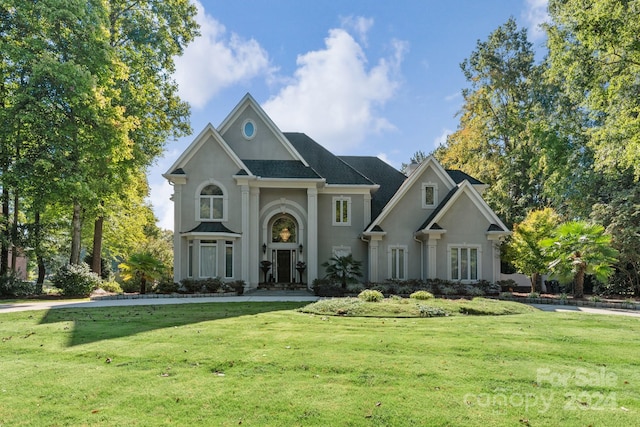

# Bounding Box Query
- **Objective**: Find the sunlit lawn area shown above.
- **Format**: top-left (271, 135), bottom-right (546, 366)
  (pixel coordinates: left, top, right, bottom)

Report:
top-left (1, 301), bottom-right (639, 426)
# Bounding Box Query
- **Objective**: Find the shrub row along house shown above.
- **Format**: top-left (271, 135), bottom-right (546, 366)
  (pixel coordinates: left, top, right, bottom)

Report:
top-left (164, 94), bottom-right (510, 290)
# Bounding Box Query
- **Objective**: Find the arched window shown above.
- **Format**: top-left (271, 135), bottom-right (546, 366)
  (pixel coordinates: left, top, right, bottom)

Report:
top-left (199, 184), bottom-right (224, 220)
top-left (271, 215), bottom-right (297, 243)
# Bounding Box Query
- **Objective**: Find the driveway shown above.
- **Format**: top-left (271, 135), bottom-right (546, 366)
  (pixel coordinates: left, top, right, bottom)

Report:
top-left (529, 303), bottom-right (640, 318)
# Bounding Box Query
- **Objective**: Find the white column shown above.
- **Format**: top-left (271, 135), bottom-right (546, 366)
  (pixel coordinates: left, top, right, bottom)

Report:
top-left (427, 237), bottom-right (438, 279)
top-left (307, 187), bottom-right (318, 286)
top-left (241, 185), bottom-right (250, 283)
top-left (369, 239), bottom-right (379, 283)
top-left (363, 192), bottom-right (372, 226)
top-left (250, 187), bottom-right (261, 287)
top-left (172, 184), bottom-right (183, 283)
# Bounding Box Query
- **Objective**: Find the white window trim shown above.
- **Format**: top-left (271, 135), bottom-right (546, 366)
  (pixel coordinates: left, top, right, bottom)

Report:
top-left (199, 241), bottom-right (218, 278)
top-left (332, 196), bottom-right (351, 226)
top-left (195, 180), bottom-right (228, 222)
top-left (447, 244), bottom-right (482, 282)
top-left (422, 182), bottom-right (438, 208)
top-left (241, 119), bottom-right (256, 140)
top-left (388, 245), bottom-right (408, 280)
top-left (224, 241), bottom-right (234, 279)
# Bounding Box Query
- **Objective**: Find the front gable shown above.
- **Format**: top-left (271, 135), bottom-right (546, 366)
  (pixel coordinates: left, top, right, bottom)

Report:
top-left (217, 93), bottom-right (308, 164)
top-left (365, 156), bottom-right (456, 233)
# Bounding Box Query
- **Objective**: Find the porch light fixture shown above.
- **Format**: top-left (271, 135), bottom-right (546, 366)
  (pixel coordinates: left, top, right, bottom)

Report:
top-left (262, 243), bottom-right (266, 254)
top-left (299, 243), bottom-right (303, 253)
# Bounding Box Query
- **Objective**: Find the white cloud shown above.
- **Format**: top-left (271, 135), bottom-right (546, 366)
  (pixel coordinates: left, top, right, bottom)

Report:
top-left (174, 1), bottom-right (272, 109)
top-left (434, 128), bottom-right (453, 149)
top-left (523, 0), bottom-right (549, 41)
top-left (148, 179), bottom-right (175, 231)
top-left (340, 16), bottom-right (374, 46)
top-left (263, 27), bottom-right (406, 153)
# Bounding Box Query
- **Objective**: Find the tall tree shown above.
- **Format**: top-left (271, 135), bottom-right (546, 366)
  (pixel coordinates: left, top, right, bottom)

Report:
top-left (546, 0), bottom-right (640, 178)
top-left (435, 18), bottom-right (549, 226)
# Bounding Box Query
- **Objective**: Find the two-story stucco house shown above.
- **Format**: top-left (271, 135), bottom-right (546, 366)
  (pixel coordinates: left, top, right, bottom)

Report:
top-left (163, 93), bottom-right (510, 290)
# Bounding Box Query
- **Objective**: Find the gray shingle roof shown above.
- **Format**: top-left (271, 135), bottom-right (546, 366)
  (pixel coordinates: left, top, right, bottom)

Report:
top-left (284, 133), bottom-right (374, 185)
top-left (185, 222), bottom-right (240, 234)
top-left (339, 156), bottom-right (407, 219)
top-left (240, 159), bottom-right (321, 179)
top-left (447, 170), bottom-right (484, 185)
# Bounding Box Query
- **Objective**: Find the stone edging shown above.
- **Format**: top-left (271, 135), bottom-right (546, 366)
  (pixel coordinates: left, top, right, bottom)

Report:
top-left (498, 296), bottom-right (640, 311)
top-left (90, 292), bottom-right (240, 301)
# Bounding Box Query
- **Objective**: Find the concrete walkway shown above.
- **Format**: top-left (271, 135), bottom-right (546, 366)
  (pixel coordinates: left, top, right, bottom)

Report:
top-left (529, 303), bottom-right (640, 318)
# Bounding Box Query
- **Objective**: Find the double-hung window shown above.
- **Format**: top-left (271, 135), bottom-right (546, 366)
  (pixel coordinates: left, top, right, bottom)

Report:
top-left (450, 246), bottom-right (479, 281)
top-left (333, 196), bottom-right (351, 226)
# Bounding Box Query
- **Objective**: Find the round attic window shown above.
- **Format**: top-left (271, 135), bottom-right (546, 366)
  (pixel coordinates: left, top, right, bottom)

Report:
top-left (242, 119), bottom-right (256, 140)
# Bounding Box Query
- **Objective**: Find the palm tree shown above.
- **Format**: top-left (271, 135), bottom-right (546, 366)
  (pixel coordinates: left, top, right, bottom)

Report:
top-left (119, 252), bottom-right (165, 294)
top-left (322, 254), bottom-right (363, 289)
top-left (541, 221), bottom-right (618, 298)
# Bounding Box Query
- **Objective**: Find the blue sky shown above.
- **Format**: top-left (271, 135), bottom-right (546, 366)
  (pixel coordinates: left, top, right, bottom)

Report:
top-left (151, 0), bottom-right (549, 230)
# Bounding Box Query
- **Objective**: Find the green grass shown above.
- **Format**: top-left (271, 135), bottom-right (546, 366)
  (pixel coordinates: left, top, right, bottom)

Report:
top-left (1, 302), bottom-right (639, 426)
top-left (300, 296), bottom-right (538, 317)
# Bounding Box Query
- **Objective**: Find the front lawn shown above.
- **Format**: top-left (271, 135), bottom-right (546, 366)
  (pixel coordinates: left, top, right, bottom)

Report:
top-left (1, 302), bottom-right (638, 426)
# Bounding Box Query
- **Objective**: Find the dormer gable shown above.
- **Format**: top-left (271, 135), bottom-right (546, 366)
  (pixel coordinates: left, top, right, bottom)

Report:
top-left (217, 93), bottom-right (308, 165)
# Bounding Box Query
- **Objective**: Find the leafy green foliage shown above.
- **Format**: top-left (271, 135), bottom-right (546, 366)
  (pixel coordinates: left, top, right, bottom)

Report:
top-left (0, 272), bottom-right (36, 297)
top-left (321, 254), bottom-right (363, 289)
top-left (410, 290), bottom-right (434, 300)
top-left (119, 252), bottom-right (165, 294)
top-left (357, 289), bottom-right (384, 302)
top-left (51, 263), bottom-right (101, 297)
top-left (541, 221), bottom-right (619, 298)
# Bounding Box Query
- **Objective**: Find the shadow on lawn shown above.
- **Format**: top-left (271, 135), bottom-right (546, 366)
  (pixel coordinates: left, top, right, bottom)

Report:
top-left (39, 301), bottom-right (307, 347)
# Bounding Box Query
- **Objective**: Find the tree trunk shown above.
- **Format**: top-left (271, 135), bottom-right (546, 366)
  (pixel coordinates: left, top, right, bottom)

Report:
top-left (34, 211), bottom-right (45, 294)
top-left (140, 277), bottom-right (147, 294)
top-left (70, 202), bottom-right (82, 264)
top-left (10, 190), bottom-right (18, 270)
top-left (530, 272), bottom-right (540, 293)
top-left (1, 187), bottom-right (9, 276)
top-left (91, 216), bottom-right (104, 276)
top-left (574, 268), bottom-right (585, 299)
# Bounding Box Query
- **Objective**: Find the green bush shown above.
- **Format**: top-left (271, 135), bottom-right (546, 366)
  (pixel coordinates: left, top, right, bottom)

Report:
top-left (227, 280), bottom-right (246, 295)
top-left (203, 277), bottom-right (223, 293)
top-left (312, 278), bottom-right (344, 297)
top-left (410, 290), bottom-right (434, 300)
top-left (416, 304), bottom-right (448, 317)
top-left (101, 281), bottom-right (123, 293)
top-left (154, 279), bottom-right (179, 294)
top-left (0, 272), bottom-right (36, 297)
top-left (358, 289), bottom-right (384, 302)
top-left (181, 278), bottom-right (204, 293)
top-left (52, 263), bottom-right (101, 297)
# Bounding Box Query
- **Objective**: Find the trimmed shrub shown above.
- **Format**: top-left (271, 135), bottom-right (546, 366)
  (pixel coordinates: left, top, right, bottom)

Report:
top-left (410, 290), bottom-right (434, 300)
top-left (101, 281), bottom-right (123, 293)
top-left (52, 263), bottom-right (101, 297)
top-left (227, 280), bottom-right (246, 295)
top-left (154, 279), bottom-right (180, 294)
top-left (417, 304), bottom-right (447, 317)
top-left (358, 289), bottom-right (384, 302)
top-left (181, 278), bottom-right (204, 293)
top-left (312, 278), bottom-right (344, 297)
top-left (0, 272), bottom-right (36, 297)
top-left (203, 277), bottom-right (224, 293)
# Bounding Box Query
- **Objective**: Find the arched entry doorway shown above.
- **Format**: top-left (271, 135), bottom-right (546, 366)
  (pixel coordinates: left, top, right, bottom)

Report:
top-left (268, 214), bottom-right (300, 283)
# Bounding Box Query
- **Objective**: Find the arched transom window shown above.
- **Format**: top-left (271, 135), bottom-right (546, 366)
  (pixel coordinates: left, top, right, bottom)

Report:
top-left (271, 215), bottom-right (297, 243)
top-left (199, 184), bottom-right (223, 220)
